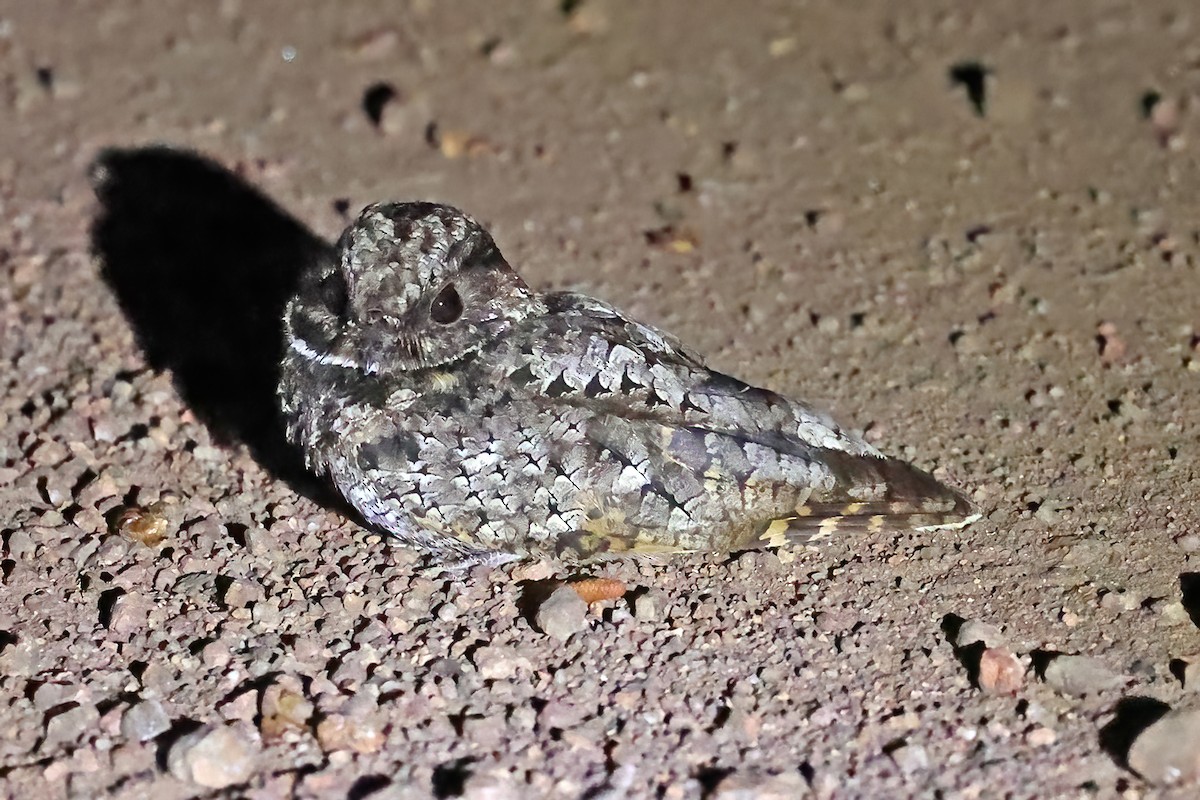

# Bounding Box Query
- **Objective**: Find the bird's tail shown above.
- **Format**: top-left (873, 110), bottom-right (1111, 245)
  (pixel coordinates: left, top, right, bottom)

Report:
top-left (746, 451), bottom-right (978, 550)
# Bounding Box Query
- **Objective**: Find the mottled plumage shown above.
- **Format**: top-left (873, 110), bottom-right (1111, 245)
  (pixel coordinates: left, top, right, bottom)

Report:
top-left (279, 202), bottom-right (975, 564)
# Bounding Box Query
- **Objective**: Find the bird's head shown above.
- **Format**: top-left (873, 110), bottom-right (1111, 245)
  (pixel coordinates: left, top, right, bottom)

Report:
top-left (286, 202), bottom-right (539, 375)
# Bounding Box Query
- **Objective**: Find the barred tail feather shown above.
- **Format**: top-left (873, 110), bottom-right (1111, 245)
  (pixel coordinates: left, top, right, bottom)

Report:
top-left (748, 452), bottom-right (977, 550)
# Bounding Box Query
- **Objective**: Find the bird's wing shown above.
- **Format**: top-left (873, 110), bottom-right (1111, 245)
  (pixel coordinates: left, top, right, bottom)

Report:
top-left (493, 293), bottom-right (973, 555)
top-left (498, 292), bottom-right (878, 457)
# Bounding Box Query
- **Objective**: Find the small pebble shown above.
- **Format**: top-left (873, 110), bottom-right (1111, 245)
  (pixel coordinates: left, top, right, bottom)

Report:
top-left (460, 771), bottom-right (521, 800)
top-left (166, 724), bottom-right (259, 788)
top-left (200, 640), bottom-right (231, 669)
top-left (889, 742), bottom-right (930, 774)
top-left (1098, 589), bottom-right (1140, 612)
top-left (6, 529), bottom-right (35, 559)
top-left (632, 589), bottom-right (667, 622)
top-left (120, 700), bottom-right (170, 742)
top-left (44, 703), bottom-right (99, 746)
top-left (1041, 654), bottom-right (1124, 696)
top-left (1161, 601), bottom-right (1191, 624)
top-left (259, 679), bottom-right (313, 739)
top-left (709, 767), bottom-right (810, 799)
top-left (568, 577), bottom-right (626, 604)
top-left (534, 585), bottom-right (588, 641)
top-left (813, 607), bottom-right (856, 634)
top-left (977, 647), bottom-right (1024, 694)
top-left (220, 690), bottom-right (259, 723)
top-left (1176, 533), bottom-right (1200, 552)
top-left (472, 644), bottom-right (527, 681)
top-left (222, 579), bottom-right (263, 609)
top-left (461, 714), bottom-right (505, 748)
top-left (1025, 726), bottom-right (1057, 747)
top-left (108, 592), bottom-right (150, 636)
top-left (1097, 321), bottom-right (1126, 363)
top-left (953, 619), bottom-right (1006, 649)
top-left (114, 503), bottom-right (170, 546)
top-left (510, 561), bottom-right (555, 582)
top-left (314, 713), bottom-right (385, 754)
top-left (33, 681), bottom-right (76, 711)
top-left (1127, 707), bottom-right (1200, 785)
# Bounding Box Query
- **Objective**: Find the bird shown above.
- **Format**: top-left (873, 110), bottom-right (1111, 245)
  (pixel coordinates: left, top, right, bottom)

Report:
top-left (278, 202), bottom-right (976, 565)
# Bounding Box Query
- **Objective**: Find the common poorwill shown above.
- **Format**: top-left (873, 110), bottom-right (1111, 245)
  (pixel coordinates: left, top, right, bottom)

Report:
top-left (279, 202), bottom-right (975, 564)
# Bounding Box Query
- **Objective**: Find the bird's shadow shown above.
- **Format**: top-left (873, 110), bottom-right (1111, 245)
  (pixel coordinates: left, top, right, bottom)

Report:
top-left (90, 146), bottom-right (335, 500)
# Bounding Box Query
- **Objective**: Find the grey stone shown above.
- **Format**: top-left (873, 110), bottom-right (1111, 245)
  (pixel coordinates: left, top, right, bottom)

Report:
top-left (121, 699), bottom-right (171, 742)
top-left (166, 723), bottom-right (259, 788)
top-left (1041, 654), bottom-right (1124, 696)
top-left (534, 585), bottom-right (588, 640)
top-left (1128, 707), bottom-right (1200, 785)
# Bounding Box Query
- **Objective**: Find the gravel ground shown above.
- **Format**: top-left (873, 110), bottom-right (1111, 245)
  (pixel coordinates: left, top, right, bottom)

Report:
top-left (3, 2), bottom-right (1200, 798)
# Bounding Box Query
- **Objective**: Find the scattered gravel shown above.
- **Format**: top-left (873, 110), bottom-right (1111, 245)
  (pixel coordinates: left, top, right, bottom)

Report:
top-left (2, 2), bottom-right (1198, 797)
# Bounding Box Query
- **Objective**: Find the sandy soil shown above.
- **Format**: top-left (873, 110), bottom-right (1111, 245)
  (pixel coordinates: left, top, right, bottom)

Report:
top-left (3, 1), bottom-right (1200, 798)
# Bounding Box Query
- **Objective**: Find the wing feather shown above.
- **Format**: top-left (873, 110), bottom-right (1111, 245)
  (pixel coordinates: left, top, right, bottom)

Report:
top-left (487, 295), bottom-right (973, 554)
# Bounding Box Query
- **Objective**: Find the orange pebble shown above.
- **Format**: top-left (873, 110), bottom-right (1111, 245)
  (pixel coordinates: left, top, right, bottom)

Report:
top-left (567, 578), bottom-right (627, 604)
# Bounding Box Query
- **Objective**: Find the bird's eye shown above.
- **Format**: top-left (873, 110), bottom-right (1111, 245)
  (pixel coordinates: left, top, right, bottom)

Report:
top-left (429, 283), bottom-right (464, 324)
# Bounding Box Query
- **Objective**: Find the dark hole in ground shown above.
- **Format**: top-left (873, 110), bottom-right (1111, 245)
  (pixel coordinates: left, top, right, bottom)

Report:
top-left (432, 757), bottom-right (475, 798)
top-left (348, 775), bottom-right (392, 799)
top-left (949, 61), bottom-right (989, 117)
top-left (694, 765), bottom-right (735, 793)
top-left (1179, 572), bottom-right (1200, 627)
top-left (225, 521), bottom-right (249, 548)
top-left (1140, 90), bottom-right (1162, 119)
top-left (362, 82), bottom-right (398, 127)
top-left (98, 587), bottom-right (126, 628)
top-left (213, 574), bottom-right (236, 607)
